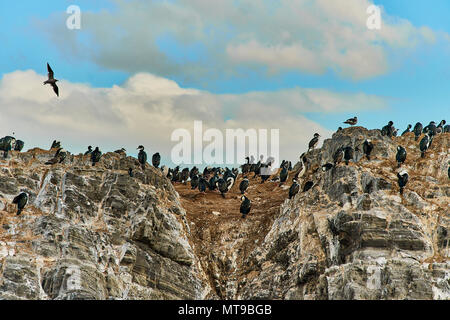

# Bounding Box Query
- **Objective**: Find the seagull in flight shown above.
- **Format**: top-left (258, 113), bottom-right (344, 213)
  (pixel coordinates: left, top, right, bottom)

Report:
top-left (43, 63), bottom-right (59, 97)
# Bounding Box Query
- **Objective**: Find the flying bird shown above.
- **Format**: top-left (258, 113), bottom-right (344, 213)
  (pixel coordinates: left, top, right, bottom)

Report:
top-left (43, 63), bottom-right (59, 97)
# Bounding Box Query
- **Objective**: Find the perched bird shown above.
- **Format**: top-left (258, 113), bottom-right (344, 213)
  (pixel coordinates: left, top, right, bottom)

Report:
top-left (226, 176), bottom-right (235, 191)
top-left (333, 147), bottom-right (344, 165)
top-left (239, 177), bottom-right (249, 194)
top-left (181, 168), bottom-right (190, 185)
top-left (0, 136), bottom-right (16, 158)
top-left (91, 147), bottom-right (102, 166)
top-left (396, 146), bottom-right (407, 168)
top-left (137, 145), bottom-right (147, 170)
top-left (241, 157), bottom-right (251, 175)
top-left (308, 133), bottom-right (321, 152)
top-left (381, 121), bottom-right (395, 137)
top-left (295, 153), bottom-right (308, 179)
top-left (198, 176), bottom-right (208, 193)
top-left (14, 140), bottom-right (24, 152)
top-left (336, 127), bottom-right (343, 133)
top-left (240, 195), bottom-right (251, 219)
top-left (322, 163), bottom-right (334, 171)
top-left (419, 133), bottom-right (432, 158)
top-left (217, 178), bottom-right (228, 198)
top-left (444, 124), bottom-right (450, 133)
top-left (413, 122), bottom-right (423, 141)
top-left (343, 146), bottom-right (354, 165)
top-left (208, 174), bottom-right (218, 191)
top-left (189, 166), bottom-right (199, 179)
top-left (152, 153), bottom-right (161, 168)
top-left (363, 139), bottom-right (374, 161)
top-left (43, 63), bottom-right (59, 97)
top-left (289, 179), bottom-right (300, 199)
top-left (344, 117), bottom-right (358, 126)
top-left (84, 146), bottom-right (93, 155)
top-left (423, 121), bottom-right (437, 138)
top-left (401, 124), bottom-right (412, 136)
top-left (279, 165), bottom-right (289, 186)
top-left (190, 175), bottom-right (199, 190)
top-left (128, 168), bottom-right (133, 177)
top-left (303, 181), bottom-right (314, 192)
top-left (397, 170), bottom-right (409, 195)
top-left (436, 120), bottom-right (446, 134)
top-left (12, 192), bottom-right (28, 215)
top-left (45, 148), bottom-right (67, 165)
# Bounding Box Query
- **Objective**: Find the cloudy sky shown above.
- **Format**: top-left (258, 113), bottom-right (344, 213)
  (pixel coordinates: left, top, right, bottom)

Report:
top-left (1, 0), bottom-right (449, 167)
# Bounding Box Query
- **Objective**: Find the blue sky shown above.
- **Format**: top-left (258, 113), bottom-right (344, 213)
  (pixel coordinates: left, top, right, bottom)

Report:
top-left (0, 0), bottom-right (448, 164)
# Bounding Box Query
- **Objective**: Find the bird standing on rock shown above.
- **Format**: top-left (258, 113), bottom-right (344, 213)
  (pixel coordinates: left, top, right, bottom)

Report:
top-left (401, 124), bottom-right (412, 136)
top-left (397, 170), bottom-right (409, 195)
top-left (289, 179), bottom-right (300, 199)
top-left (419, 133), bottom-right (432, 158)
top-left (363, 139), bottom-right (374, 161)
top-left (137, 145), bottom-right (147, 170)
top-left (396, 146), bottom-right (407, 168)
top-left (45, 148), bottom-right (67, 165)
top-left (152, 152), bottom-right (161, 168)
top-left (13, 192), bottom-right (28, 215)
top-left (333, 147), bottom-right (344, 166)
top-left (343, 146), bottom-right (354, 165)
top-left (308, 133), bottom-right (320, 152)
top-left (239, 177), bottom-right (249, 194)
top-left (91, 147), bottom-right (102, 166)
top-left (84, 146), bottom-right (93, 155)
top-left (240, 195), bottom-right (251, 219)
top-left (344, 117), bottom-right (358, 126)
top-left (413, 122), bottom-right (423, 141)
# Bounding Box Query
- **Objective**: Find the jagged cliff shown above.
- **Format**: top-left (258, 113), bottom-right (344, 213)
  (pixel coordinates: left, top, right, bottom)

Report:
top-left (0, 127), bottom-right (449, 300)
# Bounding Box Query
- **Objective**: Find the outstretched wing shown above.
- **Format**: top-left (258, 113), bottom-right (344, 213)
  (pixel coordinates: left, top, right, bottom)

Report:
top-left (51, 83), bottom-right (59, 97)
top-left (47, 63), bottom-right (54, 79)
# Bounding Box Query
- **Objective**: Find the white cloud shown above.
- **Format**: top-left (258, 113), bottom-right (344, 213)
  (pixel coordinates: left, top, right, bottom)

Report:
top-left (37, 0), bottom-right (448, 82)
top-left (0, 70), bottom-right (386, 166)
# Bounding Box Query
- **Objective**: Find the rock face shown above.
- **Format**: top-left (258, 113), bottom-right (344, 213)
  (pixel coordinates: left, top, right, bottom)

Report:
top-left (238, 128), bottom-right (449, 300)
top-left (0, 149), bottom-right (211, 299)
top-left (0, 128), bottom-right (449, 300)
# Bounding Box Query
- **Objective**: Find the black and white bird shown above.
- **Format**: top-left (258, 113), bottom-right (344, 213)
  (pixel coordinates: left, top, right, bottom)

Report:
top-left (436, 120), bottom-right (446, 134)
top-left (308, 133), bottom-right (321, 152)
top-left (91, 147), bottom-right (102, 166)
top-left (413, 122), bottom-right (423, 141)
top-left (198, 176), bottom-right (208, 193)
top-left (333, 147), bottom-right (344, 166)
top-left (401, 124), bottom-right (412, 136)
top-left (289, 179), bottom-right (300, 199)
top-left (152, 152), bottom-right (161, 168)
top-left (322, 163), bottom-right (334, 171)
top-left (43, 63), bottom-right (59, 97)
top-left (397, 170), bottom-right (409, 195)
top-left (239, 177), bottom-right (249, 194)
top-left (419, 133), bottom-right (432, 158)
top-left (423, 121), bottom-right (437, 137)
top-left (396, 146), bottom-right (407, 168)
top-left (0, 136), bottom-right (16, 158)
top-left (14, 140), bottom-right (24, 152)
top-left (343, 146), bottom-right (354, 165)
top-left (12, 192), bottom-right (28, 215)
top-left (344, 117), bottom-right (358, 126)
top-left (363, 139), bottom-right (374, 161)
top-left (240, 195), bottom-right (251, 219)
top-left (137, 145), bottom-right (147, 170)
top-left (181, 168), bottom-right (190, 185)
top-left (279, 165), bottom-right (289, 186)
top-left (128, 167), bottom-right (133, 177)
top-left (84, 146), bottom-right (93, 155)
top-left (190, 175), bottom-right (199, 190)
top-left (295, 153), bottom-right (308, 179)
top-left (381, 121), bottom-right (395, 137)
